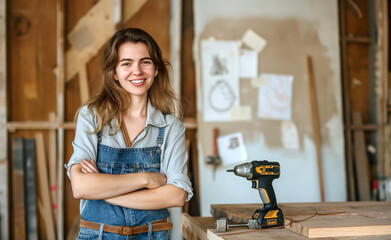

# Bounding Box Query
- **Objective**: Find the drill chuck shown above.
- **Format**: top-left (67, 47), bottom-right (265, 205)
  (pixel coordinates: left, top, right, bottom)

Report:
top-left (226, 162), bottom-right (253, 179)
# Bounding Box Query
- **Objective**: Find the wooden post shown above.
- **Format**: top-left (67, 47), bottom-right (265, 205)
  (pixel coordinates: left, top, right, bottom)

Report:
top-left (170, 0), bottom-right (182, 117)
top-left (0, 0), bottom-right (8, 238)
top-left (307, 56), bottom-right (325, 202)
top-left (352, 112), bottom-right (371, 201)
top-left (56, 0), bottom-right (65, 239)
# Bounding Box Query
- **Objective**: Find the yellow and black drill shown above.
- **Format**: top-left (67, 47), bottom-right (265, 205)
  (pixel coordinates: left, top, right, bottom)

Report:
top-left (227, 160), bottom-right (284, 229)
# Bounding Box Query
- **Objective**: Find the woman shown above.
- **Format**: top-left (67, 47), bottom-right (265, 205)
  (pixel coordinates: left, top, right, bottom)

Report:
top-left (65, 28), bottom-right (193, 240)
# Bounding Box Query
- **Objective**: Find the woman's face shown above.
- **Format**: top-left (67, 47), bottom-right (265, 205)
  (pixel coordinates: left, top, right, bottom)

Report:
top-left (114, 41), bottom-right (158, 99)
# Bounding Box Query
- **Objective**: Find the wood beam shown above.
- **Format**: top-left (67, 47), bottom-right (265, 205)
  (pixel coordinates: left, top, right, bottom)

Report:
top-left (0, 0), bottom-right (8, 238)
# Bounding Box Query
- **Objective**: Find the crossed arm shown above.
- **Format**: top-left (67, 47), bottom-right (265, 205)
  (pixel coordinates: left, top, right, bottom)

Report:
top-left (70, 159), bottom-right (187, 210)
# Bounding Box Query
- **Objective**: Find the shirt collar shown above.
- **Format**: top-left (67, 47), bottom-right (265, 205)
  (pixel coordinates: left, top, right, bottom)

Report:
top-left (146, 100), bottom-right (167, 128)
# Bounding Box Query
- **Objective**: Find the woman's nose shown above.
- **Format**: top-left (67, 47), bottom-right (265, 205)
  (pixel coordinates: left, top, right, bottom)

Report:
top-left (131, 63), bottom-right (142, 74)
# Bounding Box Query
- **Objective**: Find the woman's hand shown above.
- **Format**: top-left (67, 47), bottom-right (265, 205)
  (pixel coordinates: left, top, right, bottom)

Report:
top-left (80, 159), bottom-right (99, 173)
top-left (144, 172), bottom-right (167, 189)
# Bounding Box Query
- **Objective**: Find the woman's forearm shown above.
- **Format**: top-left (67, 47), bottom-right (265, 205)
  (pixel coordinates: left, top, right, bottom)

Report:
top-left (105, 184), bottom-right (187, 210)
top-left (70, 164), bottom-right (166, 200)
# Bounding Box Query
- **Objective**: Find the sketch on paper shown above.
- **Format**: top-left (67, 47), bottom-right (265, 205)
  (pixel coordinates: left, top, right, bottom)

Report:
top-left (208, 80), bottom-right (236, 112)
top-left (201, 40), bottom-right (240, 122)
top-left (210, 55), bottom-right (229, 75)
top-left (257, 73), bottom-right (294, 120)
top-left (217, 132), bottom-right (248, 165)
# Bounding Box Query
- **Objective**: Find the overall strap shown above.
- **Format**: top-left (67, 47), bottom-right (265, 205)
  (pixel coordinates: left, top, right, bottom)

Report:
top-left (97, 131), bottom-right (102, 149)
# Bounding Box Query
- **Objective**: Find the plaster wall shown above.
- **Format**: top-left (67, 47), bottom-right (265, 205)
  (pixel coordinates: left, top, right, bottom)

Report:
top-left (193, 0), bottom-right (346, 216)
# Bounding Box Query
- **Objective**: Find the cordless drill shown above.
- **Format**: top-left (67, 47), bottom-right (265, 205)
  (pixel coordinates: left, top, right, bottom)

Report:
top-left (227, 160), bottom-right (284, 229)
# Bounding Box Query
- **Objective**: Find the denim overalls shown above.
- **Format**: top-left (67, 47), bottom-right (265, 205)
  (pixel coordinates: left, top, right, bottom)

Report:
top-left (77, 125), bottom-right (170, 240)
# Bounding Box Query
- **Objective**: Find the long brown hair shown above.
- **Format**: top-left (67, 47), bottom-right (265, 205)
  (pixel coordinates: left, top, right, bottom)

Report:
top-left (77, 28), bottom-right (181, 134)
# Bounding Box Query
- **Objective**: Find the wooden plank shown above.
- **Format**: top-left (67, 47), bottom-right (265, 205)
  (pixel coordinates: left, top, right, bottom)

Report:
top-left (0, 0), bottom-right (7, 161)
top-left (35, 132), bottom-right (56, 240)
top-left (207, 228), bottom-right (307, 240)
top-left (338, 0), bottom-right (356, 201)
top-left (9, 0), bottom-right (57, 122)
top-left (181, 213), bottom-right (306, 240)
top-left (48, 113), bottom-right (58, 225)
top-left (122, 0), bottom-right (147, 23)
top-left (56, 1), bottom-right (66, 238)
top-left (181, 213), bottom-right (214, 240)
top-left (0, 161), bottom-right (8, 240)
top-left (210, 202), bottom-right (391, 238)
top-left (65, 0), bottom-right (114, 104)
top-left (121, 0), bottom-right (170, 59)
top-left (352, 111), bottom-right (371, 201)
top-left (307, 56), bottom-right (325, 202)
top-left (12, 138), bottom-right (26, 239)
top-left (170, 0), bottom-right (182, 114)
top-left (24, 139), bottom-right (38, 240)
top-left (0, 0), bottom-right (8, 237)
top-left (7, 121), bottom-right (75, 130)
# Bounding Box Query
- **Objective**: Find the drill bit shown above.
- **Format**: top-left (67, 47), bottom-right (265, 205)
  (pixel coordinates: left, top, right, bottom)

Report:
top-left (227, 169), bottom-right (235, 172)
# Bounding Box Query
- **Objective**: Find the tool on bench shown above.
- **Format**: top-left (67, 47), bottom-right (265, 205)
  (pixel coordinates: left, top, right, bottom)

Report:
top-left (205, 128), bottom-right (221, 180)
top-left (216, 218), bottom-right (260, 232)
top-left (217, 160), bottom-right (284, 232)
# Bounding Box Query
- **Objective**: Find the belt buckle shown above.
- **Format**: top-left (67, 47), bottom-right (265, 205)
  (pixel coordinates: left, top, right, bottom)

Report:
top-left (119, 225), bottom-right (134, 237)
top-left (118, 226), bottom-right (125, 235)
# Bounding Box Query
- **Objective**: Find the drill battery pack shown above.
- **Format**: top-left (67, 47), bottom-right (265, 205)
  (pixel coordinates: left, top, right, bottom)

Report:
top-left (252, 205), bottom-right (284, 229)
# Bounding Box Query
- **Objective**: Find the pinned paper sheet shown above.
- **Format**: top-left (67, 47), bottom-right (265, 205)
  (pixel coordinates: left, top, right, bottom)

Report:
top-left (239, 49), bottom-right (258, 79)
top-left (282, 120), bottom-right (300, 149)
top-left (258, 73), bottom-right (294, 120)
top-left (230, 105), bottom-right (252, 121)
top-left (217, 132), bottom-right (248, 165)
top-left (201, 40), bottom-right (240, 122)
top-left (242, 29), bottom-right (267, 53)
top-left (251, 74), bottom-right (270, 88)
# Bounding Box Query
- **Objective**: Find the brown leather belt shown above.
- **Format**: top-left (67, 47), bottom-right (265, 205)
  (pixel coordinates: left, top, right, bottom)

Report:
top-left (80, 218), bottom-right (173, 236)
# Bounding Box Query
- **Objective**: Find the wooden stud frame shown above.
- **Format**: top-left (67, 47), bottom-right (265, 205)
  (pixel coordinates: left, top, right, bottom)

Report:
top-left (56, 0), bottom-right (65, 239)
top-left (0, 0), bottom-right (8, 239)
top-left (2, 1), bottom-right (196, 239)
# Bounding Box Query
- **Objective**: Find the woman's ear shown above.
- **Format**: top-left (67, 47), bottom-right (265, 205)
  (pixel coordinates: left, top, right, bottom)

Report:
top-left (114, 73), bottom-right (118, 80)
top-left (154, 69), bottom-right (158, 77)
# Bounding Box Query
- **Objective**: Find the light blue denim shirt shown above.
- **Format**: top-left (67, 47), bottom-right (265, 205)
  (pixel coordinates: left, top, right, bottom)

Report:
top-left (65, 101), bottom-right (193, 213)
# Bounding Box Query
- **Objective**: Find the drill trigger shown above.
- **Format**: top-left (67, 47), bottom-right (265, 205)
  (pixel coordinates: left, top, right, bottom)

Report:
top-left (259, 188), bottom-right (270, 204)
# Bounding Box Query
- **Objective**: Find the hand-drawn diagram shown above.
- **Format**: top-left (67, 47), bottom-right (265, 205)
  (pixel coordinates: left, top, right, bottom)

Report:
top-left (208, 80), bottom-right (235, 112)
top-left (258, 73), bottom-right (294, 120)
top-left (210, 55), bottom-right (229, 75)
top-left (201, 40), bottom-right (240, 122)
top-left (217, 132), bottom-right (248, 165)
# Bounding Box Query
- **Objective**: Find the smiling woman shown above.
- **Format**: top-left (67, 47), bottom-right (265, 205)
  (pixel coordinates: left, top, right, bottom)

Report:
top-left (64, 28), bottom-right (193, 240)
top-left (114, 42), bottom-right (158, 98)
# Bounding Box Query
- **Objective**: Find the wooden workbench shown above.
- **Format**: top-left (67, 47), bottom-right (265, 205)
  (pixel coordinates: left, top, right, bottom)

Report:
top-left (180, 202), bottom-right (391, 239)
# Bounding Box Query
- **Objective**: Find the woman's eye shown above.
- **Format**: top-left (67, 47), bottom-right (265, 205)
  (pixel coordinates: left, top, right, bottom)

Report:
top-left (141, 60), bottom-right (152, 65)
top-left (121, 62), bottom-right (130, 67)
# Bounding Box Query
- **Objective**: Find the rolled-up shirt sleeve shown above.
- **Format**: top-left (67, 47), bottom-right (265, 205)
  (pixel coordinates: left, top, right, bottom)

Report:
top-left (64, 105), bottom-right (98, 180)
top-left (161, 116), bottom-right (193, 202)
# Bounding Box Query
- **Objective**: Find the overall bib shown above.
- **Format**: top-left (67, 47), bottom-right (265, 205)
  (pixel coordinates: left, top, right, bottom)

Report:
top-left (77, 126), bottom-right (170, 240)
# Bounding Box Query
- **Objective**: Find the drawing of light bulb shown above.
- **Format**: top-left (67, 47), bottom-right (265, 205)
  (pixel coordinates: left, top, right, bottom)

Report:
top-left (208, 80), bottom-right (236, 112)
